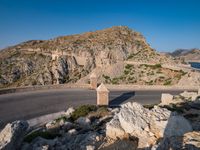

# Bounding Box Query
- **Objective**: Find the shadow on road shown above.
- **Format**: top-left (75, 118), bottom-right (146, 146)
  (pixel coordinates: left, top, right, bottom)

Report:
top-left (109, 91), bottom-right (135, 106)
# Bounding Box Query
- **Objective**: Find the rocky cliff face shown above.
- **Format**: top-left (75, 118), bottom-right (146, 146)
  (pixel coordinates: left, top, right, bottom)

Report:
top-left (0, 26), bottom-right (180, 88)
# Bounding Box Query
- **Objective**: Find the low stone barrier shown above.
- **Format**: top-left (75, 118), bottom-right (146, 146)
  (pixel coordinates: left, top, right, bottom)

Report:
top-left (0, 83), bottom-right (198, 95)
top-left (0, 84), bottom-right (90, 95)
top-left (27, 111), bottom-right (66, 128)
top-left (105, 84), bottom-right (199, 91)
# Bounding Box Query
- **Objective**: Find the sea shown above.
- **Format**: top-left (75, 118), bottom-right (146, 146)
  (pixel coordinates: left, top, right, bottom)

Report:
top-left (189, 62), bottom-right (200, 69)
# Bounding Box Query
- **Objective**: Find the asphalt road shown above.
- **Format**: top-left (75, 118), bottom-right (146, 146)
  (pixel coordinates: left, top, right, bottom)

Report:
top-left (0, 88), bottom-right (186, 129)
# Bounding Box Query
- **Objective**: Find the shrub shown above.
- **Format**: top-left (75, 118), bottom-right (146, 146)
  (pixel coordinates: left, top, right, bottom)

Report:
top-left (144, 104), bottom-right (157, 110)
top-left (102, 74), bottom-right (111, 80)
top-left (163, 80), bottom-right (172, 85)
top-left (55, 115), bottom-right (68, 123)
top-left (124, 70), bottom-right (130, 75)
top-left (70, 105), bottom-right (97, 121)
top-left (111, 78), bottom-right (119, 84)
top-left (88, 106), bottom-right (110, 119)
top-left (24, 130), bottom-right (60, 143)
top-left (152, 64), bottom-right (162, 69)
top-left (125, 64), bottom-right (133, 70)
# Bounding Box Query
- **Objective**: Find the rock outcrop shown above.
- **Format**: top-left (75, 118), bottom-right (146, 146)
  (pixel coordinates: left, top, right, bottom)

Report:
top-left (0, 26), bottom-right (185, 88)
top-left (170, 48), bottom-right (200, 62)
top-left (106, 102), bottom-right (193, 148)
top-left (0, 120), bottom-right (29, 150)
top-left (2, 97), bottom-right (200, 149)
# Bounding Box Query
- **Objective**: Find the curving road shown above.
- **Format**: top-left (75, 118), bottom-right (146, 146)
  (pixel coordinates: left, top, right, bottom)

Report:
top-left (0, 88), bottom-right (187, 129)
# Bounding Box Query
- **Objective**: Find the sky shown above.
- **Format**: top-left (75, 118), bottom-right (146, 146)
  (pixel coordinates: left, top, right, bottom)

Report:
top-left (0, 0), bottom-right (200, 52)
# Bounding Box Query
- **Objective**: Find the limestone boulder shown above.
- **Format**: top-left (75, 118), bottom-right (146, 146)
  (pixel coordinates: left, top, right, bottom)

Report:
top-left (163, 115), bottom-right (193, 138)
top-left (149, 106), bottom-right (171, 138)
top-left (100, 137), bottom-right (138, 150)
top-left (118, 102), bottom-right (150, 134)
top-left (153, 131), bottom-right (200, 150)
top-left (150, 105), bottom-right (192, 139)
top-left (65, 107), bottom-right (75, 118)
top-left (180, 91), bottom-right (198, 101)
top-left (106, 116), bottom-right (125, 139)
top-left (106, 102), bottom-right (193, 149)
top-left (0, 120), bottom-right (29, 150)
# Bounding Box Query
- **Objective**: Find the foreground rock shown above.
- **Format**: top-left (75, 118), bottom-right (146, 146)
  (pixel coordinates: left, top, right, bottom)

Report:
top-left (106, 102), bottom-right (193, 148)
top-left (3, 99), bottom-right (200, 149)
top-left (160, 91), bottom-right (199, 106)
top-left (0, 120), bottom-right (29, 150)
top-left (153, 131), bottom-right (200, 150)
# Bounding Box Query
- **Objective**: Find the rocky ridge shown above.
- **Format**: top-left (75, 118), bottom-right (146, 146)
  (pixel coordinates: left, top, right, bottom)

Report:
top-left (0, 26), bottom-right (189, 88)
top-left (169, 48), bottom-right (200, 62)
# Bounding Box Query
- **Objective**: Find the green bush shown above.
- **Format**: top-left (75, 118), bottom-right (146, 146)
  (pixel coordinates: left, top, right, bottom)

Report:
top-left (24, 130), bottom-right (60, 143)
top-left (70, 105), bottom-right (97, 121)
top-left (125, 64), bottom-right (133, 70)
top-left (102, 74), bottom-right (111, 80)
top-left (111, 78), bottom-right (119, 84)
top-left (150, 64), bottom-right (162, 69)
top-left (124, 70), bottom-right (130, 75)
top-left (55, 115), bottom-right (68, 123)
top-left (144, 104), bottom-right (157, 110)
top-left (163, 80), bottom-right (172, 85)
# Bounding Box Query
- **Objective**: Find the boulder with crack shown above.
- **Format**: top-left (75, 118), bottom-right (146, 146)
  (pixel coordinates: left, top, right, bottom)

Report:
top-left (0, 120), bottom-right (29, 150)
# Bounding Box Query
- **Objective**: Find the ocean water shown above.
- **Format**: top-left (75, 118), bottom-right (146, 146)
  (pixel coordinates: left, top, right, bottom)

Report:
top-left (189, 62), bottom-right (200, 69)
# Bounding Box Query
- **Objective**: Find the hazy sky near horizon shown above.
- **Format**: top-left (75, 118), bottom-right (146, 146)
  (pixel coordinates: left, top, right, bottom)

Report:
top-left (0, 0), bottom-right (200, 52)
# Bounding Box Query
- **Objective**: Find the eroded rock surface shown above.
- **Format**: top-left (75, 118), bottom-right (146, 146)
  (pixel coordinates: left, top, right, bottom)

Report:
top-left (0, 120), bottom-right (29, 150)
top-left (106, 102), bottom-right (193, 148)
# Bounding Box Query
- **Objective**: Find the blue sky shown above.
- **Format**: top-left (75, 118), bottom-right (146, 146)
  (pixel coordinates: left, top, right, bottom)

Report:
top-left (0, 0), bottom-right (200, 52)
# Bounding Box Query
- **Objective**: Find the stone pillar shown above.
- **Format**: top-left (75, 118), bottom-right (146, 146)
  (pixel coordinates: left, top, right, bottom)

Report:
top-left (160, 93), bottom-right (173, 105)
top-left (198, 88), bottom-right (200, 95)
top-left (96, 83), bottom-right (109, 106)
top-left (90, 73), bottom-right (97, 90)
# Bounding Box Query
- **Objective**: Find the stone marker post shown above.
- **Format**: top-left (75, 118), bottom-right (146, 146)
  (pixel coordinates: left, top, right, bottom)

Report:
top-left (160, 93), bottom-right (174, 105)
top-left (90, 73), bottom-right (97, 90)
top-left (96, 83), bottom-right (109, 106)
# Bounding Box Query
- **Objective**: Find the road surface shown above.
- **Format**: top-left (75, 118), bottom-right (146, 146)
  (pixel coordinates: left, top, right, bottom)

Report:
top-left (0, 88), bottom-right (186, 129)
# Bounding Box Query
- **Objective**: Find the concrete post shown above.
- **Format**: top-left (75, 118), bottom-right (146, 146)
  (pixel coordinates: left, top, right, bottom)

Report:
top-left (160, 93), bottom-right (173, 105)
top-left (96, 83), bottom-right (109, 106)
top-left (90, 73), bottom-right (97, 90)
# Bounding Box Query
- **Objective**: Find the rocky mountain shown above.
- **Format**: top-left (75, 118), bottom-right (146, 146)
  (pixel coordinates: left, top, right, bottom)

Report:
top-left (169, 48), bottom-right (200, 62)
top-left (0, 26), bottom-right (195, 88)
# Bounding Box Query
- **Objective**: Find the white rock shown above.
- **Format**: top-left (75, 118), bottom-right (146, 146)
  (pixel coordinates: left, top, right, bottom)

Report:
top-left (65, 107), bottom-right (75, 118)
top-left (111, 108), bottom-right (120, 114)
top-left (118, 102), bottom-right (150, 134)
top-left (106, 115), bottom-right (125, 139)
top-left (180, 91), bottom-right (198, 101)
top-left (76, 117), bottom-right (91, 127)
top-left (45, 120), bottom-right (56, 129)
top-left (105, 102), bottom-right (193, 148)
top-left (149, 106), bottom-right (171, 138)
top-left (163, 115), bottom-right (193, 138)
top-left (68, 129), bottom-right (77, 135)
top-left (86, 145), bottom-right (95, 150)
top-left (0, 120), bottom-right (29, 150)
top-left (160, 93), bottom-right (174, 105)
